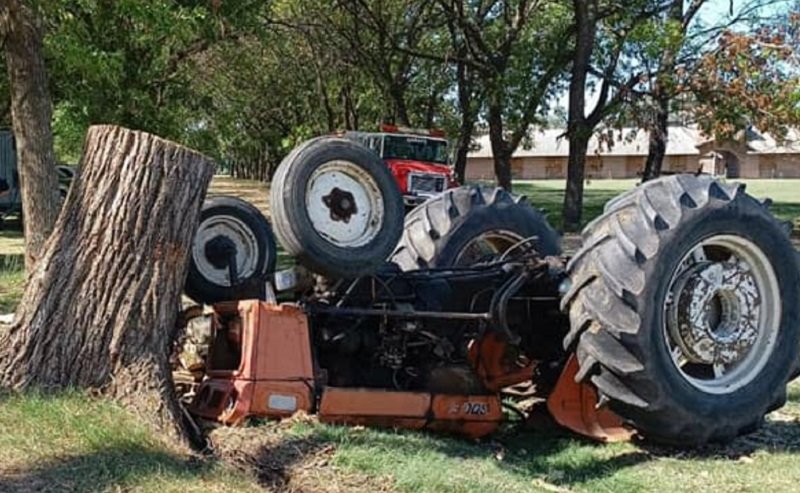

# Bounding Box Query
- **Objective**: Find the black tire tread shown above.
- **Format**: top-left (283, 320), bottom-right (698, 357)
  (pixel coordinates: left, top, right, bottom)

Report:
top-left (563, 174), bottom-right (796, 445)
top-left (392, 186), bottom-right (560, 270)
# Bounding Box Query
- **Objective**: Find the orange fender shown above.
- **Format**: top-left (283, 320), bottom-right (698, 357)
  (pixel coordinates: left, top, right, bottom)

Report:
top-left (546, 355), bottom-right (633, 442)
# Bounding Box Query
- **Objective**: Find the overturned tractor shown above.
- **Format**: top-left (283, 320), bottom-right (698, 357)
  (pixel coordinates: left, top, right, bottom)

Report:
top-left (178, 136), bottom-right (800, 446)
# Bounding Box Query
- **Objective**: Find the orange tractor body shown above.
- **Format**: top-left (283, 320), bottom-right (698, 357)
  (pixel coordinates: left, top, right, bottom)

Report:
top-left (190, 300), bottom-right (628, 441)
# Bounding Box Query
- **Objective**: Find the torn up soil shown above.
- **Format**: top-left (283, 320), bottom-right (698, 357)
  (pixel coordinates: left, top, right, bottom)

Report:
top-left (208, 414), bottom-right (398, 493)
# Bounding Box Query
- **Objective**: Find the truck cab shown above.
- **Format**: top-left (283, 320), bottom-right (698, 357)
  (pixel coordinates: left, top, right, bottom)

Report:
top-left (344, 125), bottom-right (457, 208)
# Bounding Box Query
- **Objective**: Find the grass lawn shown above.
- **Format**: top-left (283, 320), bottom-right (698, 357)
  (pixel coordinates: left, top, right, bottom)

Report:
top-left (0, 230), bottom-right (24, 256)
top-left (0, 267), bottom-right (24, 313)
top-left (2, 384), bottom-right (800, 493)
top-left (0, 392), bottom-right (263, 493)
top-left (291, 396), bottom-right (800, 493)
top-left (509, 178), bottom-right (800, 231)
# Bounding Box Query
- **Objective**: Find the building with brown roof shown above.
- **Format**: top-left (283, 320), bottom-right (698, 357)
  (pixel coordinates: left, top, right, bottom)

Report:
top-left (466, 126), bottom-right (800, 180)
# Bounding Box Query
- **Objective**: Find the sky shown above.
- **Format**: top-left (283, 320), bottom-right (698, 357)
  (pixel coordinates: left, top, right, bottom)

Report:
top-left (549, 0), bottom-right (794, 122)
top-left (697, 0), bottom-right (791, 27)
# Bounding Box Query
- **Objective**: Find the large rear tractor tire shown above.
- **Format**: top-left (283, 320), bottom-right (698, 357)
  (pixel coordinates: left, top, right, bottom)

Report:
top-left (185, 196), bottom-right (277, 304)
top-left (562, 175), bottom-right (800, 445)
top-left (271, 137), bottom-right (404, 279)
top-left (391, 186), bottom-right (560, 270)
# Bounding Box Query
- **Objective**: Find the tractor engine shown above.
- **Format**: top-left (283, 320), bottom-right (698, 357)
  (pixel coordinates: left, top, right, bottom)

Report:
top-left (305, 257), bottom-right (568, 393)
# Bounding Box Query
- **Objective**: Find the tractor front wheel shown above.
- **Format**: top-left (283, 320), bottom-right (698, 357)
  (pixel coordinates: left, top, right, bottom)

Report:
top-left (185, 196), bottom-right (276, 304)
top-left (270, 137), bottom-right (404, 279)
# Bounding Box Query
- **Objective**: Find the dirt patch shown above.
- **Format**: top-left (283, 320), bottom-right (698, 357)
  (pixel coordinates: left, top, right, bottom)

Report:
top-left (208, 177), bottom-right (270, 218)
top-left (209, 415), bottom-right (398, 493)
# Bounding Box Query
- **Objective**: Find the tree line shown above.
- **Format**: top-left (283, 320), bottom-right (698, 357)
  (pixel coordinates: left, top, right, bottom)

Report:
top-left (1, 0), bottom-right (799, 259)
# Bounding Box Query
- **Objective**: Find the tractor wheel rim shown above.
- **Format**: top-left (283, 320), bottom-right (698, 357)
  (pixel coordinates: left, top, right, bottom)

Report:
top-left (306, 160), bottom-right (384, 248)
top-left (663, 234), bottom-right (780, 394)
top-left (454, 230), bottom-right (524, 266)
top-left (192, 215), bottom-right (259, 287)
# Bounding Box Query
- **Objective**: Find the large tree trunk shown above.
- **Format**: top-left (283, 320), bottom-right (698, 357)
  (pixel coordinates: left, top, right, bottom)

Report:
top-left (0, 1), bottom-right (60, 269)
top-left (389, 82), bottom-right (411, 126)
top-left (487, 99), bottom-right (512, 191)
top-left (642, 90), bottom-right (670, 182)
top-left (563, 0), bottom-right (596, 232)
top-left (563, 131), bottom-right (590, 231)
top-left (0, 125), bottom-right (215, 440)
top-left (453, 121), bottom-right (474, 185)
top-left (453, 57), bottom-right (478, 184)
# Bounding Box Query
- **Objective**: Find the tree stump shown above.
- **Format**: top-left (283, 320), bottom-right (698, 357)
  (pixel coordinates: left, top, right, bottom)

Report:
top-left (0, 125), bottom-right (215, 440)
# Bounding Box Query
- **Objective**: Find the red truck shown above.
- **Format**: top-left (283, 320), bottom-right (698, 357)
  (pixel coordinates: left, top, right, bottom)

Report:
top-left (344, 125), bottom-right (457, 207)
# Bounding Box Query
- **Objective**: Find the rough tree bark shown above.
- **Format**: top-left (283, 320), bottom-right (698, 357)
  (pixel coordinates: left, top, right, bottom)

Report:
top-left (0, 125), bottom-right (215, 441)
top-left (0, 0), bottom-right (61, 269)
top-left (563, 0), bottom-right (597, 231)
top-left (641, 93), bottom-right (669, 182)
top-left (487, 98), bottom-right (513, 192)
top-left (452, 57), bottom-right (479, 184)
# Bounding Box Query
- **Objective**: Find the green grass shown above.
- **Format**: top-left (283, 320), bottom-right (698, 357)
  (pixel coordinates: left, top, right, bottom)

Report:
top-left (4, 389), bottom-right (800, 493)
top-left (277, 387), bottom-right (800, 493)
top-left (0, 230), bottom-right (24, 255)
top-left (0, 392), bottom-right (262, 493)
top-left (0, 261), bottom-right (24, 313)
top-left (509, 179), bottom-right (800, 231)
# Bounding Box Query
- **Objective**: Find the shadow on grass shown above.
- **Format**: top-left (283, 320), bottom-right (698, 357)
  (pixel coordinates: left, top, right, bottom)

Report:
top-left (0, 443), bottom-right (210, 493)
top-left (491, 427), bottom-right (653, 485)
top-left (639, 418), bottom-right (800, 461)
top-left (770, 202), bottom-right (800, 225)
top-left (289, 422), bottom-right (654, 489)
top-left (270, 409), bottom-right (800, 491)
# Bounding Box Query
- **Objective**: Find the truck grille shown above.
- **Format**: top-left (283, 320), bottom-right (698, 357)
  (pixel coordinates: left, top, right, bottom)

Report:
top-left (408, 173), bottom-right (446, 196)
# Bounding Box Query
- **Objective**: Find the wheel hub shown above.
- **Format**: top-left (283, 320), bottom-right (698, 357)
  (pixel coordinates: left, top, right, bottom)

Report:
top-left (205, 235), bottom-right (238, 269)
top-left (668, 261), bottom-right (761, 365)
top-left (305, 160), bottom-right (385, 248)
top-left (192, 214), bottom-right (260, 287)
top-left (322, 187), bottom-right (358, 223)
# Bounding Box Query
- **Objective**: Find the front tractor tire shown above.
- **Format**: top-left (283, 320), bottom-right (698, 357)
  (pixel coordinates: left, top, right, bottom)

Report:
top-left (185, 196), bottom-right (277, 304)
top-left (271, 137), bottom-right (404, 279)
top-left (562, 175), bottom-right (800, 445)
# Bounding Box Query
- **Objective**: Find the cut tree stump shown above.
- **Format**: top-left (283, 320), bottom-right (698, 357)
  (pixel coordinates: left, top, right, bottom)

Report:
top-left (0, 125), bottom-right (215, 441)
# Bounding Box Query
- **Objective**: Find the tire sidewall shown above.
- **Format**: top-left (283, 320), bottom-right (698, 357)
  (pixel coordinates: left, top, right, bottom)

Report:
top-left (636, 196), bottom-right (800, 422)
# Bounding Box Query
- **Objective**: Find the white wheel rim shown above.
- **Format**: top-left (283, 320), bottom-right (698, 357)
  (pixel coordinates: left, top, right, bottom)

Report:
top-left (305, 160), bottom-right (385, 248)
top-left (192, 215), bottom-right (260, 287)
top-left (663, 235), bottom-right (781, 394)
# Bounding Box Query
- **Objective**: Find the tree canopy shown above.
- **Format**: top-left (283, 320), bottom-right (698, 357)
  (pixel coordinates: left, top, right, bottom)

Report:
top-left (1, 0), bottom-right (797, 224)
